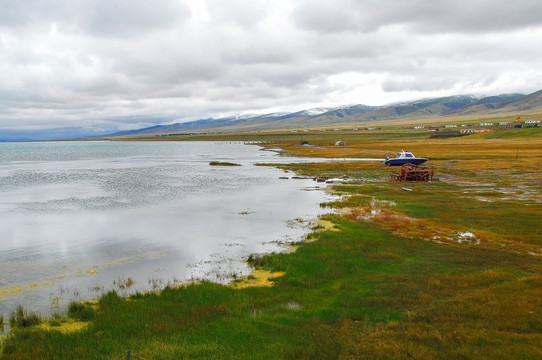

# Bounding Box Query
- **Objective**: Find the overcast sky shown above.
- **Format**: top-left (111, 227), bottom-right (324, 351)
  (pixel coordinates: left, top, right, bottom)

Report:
top-left (2, 0), bottom-right (542, 132)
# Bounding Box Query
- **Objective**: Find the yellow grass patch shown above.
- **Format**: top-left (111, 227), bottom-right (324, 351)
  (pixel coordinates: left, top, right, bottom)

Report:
top-left (231, 269), bottom-right (285, 289)
top-left (313, 219), bottom-right (340, 232)
top-left (37, 320), bottom-right (90, 333)
top-left (280, 144), bottom-right (373, 158)
top-left (279, 137), bottom-right (542, 166)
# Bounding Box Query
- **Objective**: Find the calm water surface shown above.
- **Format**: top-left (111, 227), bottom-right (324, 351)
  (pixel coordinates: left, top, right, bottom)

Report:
top-left (0, 141), bottom-right (334, 320)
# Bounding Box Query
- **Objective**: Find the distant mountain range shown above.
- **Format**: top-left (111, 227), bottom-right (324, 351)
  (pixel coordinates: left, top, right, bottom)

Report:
top-left (2, 90), bottom-right (541, 141)
top-left (0, 127), bottom-right (113, 142)
top-left (107, 89), bottom-right (542, 138)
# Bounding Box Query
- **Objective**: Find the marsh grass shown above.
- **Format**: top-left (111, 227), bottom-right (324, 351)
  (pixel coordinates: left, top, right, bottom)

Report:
top-left (9, 306), bottom-right (41, 329)
top-left (330, 181), bottom-right (542, 249)
top-left (47, 313), bottom-right (64, 327)
top-left (3, 214), bottom-right (541, 359)
top-left (276, 134), bottom-right (542, 249)
top-left (113, 276), bottom-right (135, 291)
top-left (67, 302), bottom-right (95, 322)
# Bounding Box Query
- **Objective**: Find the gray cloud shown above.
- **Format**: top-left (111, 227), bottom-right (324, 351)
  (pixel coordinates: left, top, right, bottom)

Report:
top-left (0, 0), bottom-right (190, 36)
top-left (1, 0), bottom-right (542, 132)
top-left (292, 0), bottom-right (542, 34)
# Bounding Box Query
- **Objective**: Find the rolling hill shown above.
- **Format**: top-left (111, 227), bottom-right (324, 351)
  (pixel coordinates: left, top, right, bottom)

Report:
top-left (108, 90), bottom-right (542, 137)
top-left (3, 90), bottom-right (541, 141)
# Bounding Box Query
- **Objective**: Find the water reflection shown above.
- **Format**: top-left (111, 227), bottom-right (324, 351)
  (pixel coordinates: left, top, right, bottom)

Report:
top-left (0, 141), bottom-right (335, 320)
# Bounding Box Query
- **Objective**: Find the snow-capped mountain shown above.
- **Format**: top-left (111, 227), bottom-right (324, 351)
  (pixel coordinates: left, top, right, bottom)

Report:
top-left (4, 90), bottom-right (542, 141)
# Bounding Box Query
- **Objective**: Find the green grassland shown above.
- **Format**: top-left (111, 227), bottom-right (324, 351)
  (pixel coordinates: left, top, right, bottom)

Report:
top-left (2, 127), bottom-right (542, 359)
top-left (108, 113), bottom-right (542, 143)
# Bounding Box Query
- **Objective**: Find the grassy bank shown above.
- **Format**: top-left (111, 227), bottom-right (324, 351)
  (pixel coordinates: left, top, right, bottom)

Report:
top-left (2, 133), bottom-right (542, 359)
top-left (3, 216), bottom-right (541, 359)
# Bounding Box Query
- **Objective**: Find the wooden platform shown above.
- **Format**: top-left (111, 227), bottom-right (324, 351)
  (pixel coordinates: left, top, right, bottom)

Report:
top-left (390, 163), bottom-right (434, 182)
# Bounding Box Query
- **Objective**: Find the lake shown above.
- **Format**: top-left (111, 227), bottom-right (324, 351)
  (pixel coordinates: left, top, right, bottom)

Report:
top-left (0, 141), bottom-right (335, 320)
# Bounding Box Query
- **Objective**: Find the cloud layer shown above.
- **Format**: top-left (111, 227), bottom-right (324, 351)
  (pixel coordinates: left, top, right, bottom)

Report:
top-left (1, 0), bottom-right (542, 131)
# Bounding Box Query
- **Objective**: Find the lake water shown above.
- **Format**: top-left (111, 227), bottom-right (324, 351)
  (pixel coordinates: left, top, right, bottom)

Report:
top-left (0, 141), bottom-right (335, 321)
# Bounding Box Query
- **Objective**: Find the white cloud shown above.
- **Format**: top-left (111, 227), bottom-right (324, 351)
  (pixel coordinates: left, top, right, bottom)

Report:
top-left (1, 0), bottom-right (542, 132)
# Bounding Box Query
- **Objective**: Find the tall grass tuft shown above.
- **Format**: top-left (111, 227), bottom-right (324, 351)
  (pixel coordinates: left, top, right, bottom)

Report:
top-left (48, 313), bottom-right (63, 327)
top-left (9, 305), bottom-right (41, 328)
top-left (67, 302), bottom-right (95, 322)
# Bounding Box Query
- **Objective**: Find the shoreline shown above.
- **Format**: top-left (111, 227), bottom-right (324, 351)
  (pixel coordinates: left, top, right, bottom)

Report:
top-left (3, 135), bottom-right (542, 359)
top-left (0, 141), bottom-right (334, 327)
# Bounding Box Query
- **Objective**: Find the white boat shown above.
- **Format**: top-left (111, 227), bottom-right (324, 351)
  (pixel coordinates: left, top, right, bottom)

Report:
top-left (382, 150), bottom-right (428, 166)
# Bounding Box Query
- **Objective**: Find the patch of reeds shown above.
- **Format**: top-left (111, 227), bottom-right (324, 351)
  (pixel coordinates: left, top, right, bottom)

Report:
top-left (47, 313), bottom-right (64, 327)
top-left (9, 306), bottom-right (41, 328)
top-left (67, 302), bottom-right (95, 322)
top-left (113, 276), bottom-right (135, 291)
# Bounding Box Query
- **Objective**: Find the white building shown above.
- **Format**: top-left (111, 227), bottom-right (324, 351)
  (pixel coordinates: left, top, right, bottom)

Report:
top-left (460, 129), bottom-right (491, 134)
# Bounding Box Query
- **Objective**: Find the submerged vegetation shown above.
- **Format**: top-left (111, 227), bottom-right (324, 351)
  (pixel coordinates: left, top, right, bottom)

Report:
top-left (209, 161), bottom-right (241, 166)
top-left (2, 128), bottom-right (542, 359)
